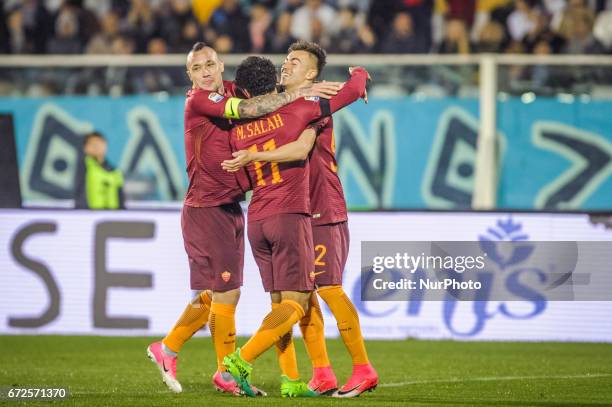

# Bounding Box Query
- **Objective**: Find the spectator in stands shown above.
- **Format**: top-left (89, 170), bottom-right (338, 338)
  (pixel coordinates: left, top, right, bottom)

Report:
top-left (559, 6), bottom-right (601, 53)
top-left (276, 0), bottom-right (307, 14)
top-left (407, 0), bottom-right (434, 52)
top-left (249, 3), bottom-right (272, 53)
top-left (471, 0), bottom-right (511, 42)
top-left (476, 20), bottom-right (507, 52)
top-left (556, 0), bottom-right (595, 32)
top-left (526, 14), bottom-right (558, 50)
top-left (3, 0), bottom-right (612, 58)
top-left (209, 0), bottom-right (250, 52)
top-left (123, 0), bottom-right (159, 53)
top-left (291, 0), bottom-right (338, 44)
top-left (86, 11), bottom-right (120, 54)
top-left (104, 35), bottom-right (139, 95)
top-left (174, 18), bottom-right (201, 53)
top-left (208, 33), bottom-right (231, 53)
top-left (507, 0), bottom-right (541, 42)
top-left (437, 18), bottom-right (472, 54)
top-left (111, 34), bottom-right (135, 55)
top-left (329, 6), bottom-right (376, 53)
top-left (593, 10), bottom-right (612, 53)
top-left (503, 40), bottom-right (527, 86)
top-left (543, 0), bottom-right (567, 31)
top-left (335, 0), bottom-right (371, 15)
top-left (530, 39), bottom-right (553, 87)
top-left (64, 0), bottom-right (100, 48)
top-left (443, 0), bottom-right (477, 27)
top-left (367, 0), bottom-right (398, 43)
top-left (6, 8), bottom-right (27, 53)
top-left (265, 11), bottom-right (296, 53)
top-left (132, 37), bottom-right (175, 93)
top-left (147, 36), bottom-right (168, 54)
top-left (6, 0), bottom-right (53, 54)
top-left (158, 0), bottom-right (193, 51)
top-left (47, 6), bottom-right (82, 54)
top-left (0, 4), bottom-right (10, 53)
top-left (380, 12), bottom-right (429, 53)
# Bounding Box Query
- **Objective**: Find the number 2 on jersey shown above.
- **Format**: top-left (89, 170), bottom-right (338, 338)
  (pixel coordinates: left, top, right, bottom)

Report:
top-left (248, 139), bottom-right (283, 186)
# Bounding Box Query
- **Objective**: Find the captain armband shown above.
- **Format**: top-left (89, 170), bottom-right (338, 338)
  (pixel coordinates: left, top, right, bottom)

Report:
top-left (224, 97), bottom-right (242, 120)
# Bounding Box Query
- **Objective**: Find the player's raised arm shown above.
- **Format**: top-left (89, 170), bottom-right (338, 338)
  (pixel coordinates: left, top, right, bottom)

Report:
top-left (326, 66), bottom-right (370, 114)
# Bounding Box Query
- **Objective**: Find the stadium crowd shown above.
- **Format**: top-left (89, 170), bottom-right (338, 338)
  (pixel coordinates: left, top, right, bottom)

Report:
top-left (2, 0), bottom-right (612, 56)
top-left (1, 0), bottom-right (611, 96)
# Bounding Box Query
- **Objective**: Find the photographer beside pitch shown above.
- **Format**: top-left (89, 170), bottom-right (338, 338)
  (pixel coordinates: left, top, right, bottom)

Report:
top-left (222, 41), bottom-right (377, 398)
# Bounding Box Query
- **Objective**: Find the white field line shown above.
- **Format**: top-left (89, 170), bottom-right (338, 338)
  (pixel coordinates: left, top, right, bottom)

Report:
top-left (380, 373), bottom-right (612, 388)
top-left (68, 373), bottom-right (612, 395)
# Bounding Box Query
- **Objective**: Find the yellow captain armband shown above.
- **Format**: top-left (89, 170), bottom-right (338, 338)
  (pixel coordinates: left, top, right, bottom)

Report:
top-left (224, 97), bottom-right (242, 119)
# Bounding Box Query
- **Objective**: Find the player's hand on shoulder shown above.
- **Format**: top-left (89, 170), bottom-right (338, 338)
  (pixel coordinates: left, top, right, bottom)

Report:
top-left (221, 150), bottom-right (252, 172)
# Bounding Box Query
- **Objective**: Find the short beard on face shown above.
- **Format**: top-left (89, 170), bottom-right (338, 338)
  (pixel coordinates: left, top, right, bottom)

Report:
top-left (280, 76), bottom-right (297, 89)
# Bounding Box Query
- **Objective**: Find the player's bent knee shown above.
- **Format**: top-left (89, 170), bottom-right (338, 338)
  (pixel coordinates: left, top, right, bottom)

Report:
top-left (270, 291), bottom-right (282, 304)
top-left (212, 288), bottom-right (241, 305)
top-left (190, 289), bottom-right (212, 304)
top-left (281, 291), bottom-right (310, 314)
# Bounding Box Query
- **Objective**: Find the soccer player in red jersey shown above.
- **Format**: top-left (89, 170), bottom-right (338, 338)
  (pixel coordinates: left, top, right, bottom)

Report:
top-left (222, 41), bottom-right (378, 398)
top-left (146, 42), bottom-right (342, 395)
top-left (221, 55), bottom-right (369, 397)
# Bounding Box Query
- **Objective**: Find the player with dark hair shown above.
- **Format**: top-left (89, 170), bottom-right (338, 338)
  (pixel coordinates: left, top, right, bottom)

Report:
top-left (221, 55), bottom-right (369, 397)
top-left (146, 42), bottom-right (342, 396)
top-left (288, 40), bottom-right (328, 77)
top-left (222, 41), bottom-right (378, 398)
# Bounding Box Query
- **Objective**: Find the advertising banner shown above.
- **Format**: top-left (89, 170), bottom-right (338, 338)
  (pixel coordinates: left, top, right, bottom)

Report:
top-left (1, 210), bottom-right (611, 341)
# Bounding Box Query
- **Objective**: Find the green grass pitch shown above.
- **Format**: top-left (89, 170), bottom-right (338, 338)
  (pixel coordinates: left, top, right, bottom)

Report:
top-left (1, 336), bottom-right (611, 406)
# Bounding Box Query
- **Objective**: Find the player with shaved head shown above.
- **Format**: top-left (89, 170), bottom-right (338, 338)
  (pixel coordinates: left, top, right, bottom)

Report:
top-left (146, 42), bottom-right (342, 396)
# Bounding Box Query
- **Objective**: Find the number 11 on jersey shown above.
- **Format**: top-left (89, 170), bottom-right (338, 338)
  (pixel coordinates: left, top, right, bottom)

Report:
top-left (248, 139), bottom-right (283, 186)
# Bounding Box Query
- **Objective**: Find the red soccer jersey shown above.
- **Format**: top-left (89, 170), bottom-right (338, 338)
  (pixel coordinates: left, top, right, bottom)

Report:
top-left (183, 80), bottom-right (246, 207)
top-left (309, 117), bottom-right (348, 226)
top-left (230, 68), bottom-right (368, 222)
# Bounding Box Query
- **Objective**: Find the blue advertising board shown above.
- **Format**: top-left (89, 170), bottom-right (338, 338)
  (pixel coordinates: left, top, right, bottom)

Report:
top-left (1, 95), bottom-right (610, 210)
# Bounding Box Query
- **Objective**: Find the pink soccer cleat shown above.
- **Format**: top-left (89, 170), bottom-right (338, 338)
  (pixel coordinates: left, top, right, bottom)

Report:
top-left (308, 366), bottom-right (338, 395)
top-left (212, 371), bottom-right (241, 396)
top-left (212, 371), bottom-right (267, 397)
top-left (333, 363), bottom-right (378, 398)
top-left (146, 341), bottom-right (182, 393)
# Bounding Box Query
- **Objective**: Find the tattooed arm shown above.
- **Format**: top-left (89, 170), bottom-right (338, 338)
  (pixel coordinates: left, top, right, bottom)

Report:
top-left (235, 82), bottom-right (342, 119)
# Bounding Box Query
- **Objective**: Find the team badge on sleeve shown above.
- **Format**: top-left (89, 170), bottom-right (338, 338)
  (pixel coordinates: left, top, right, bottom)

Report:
top-left (208, 92), bottom-right (225, 103)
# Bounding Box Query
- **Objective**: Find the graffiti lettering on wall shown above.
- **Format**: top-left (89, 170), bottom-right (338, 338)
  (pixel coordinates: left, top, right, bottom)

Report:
top-left (533, 122), bottom-right (612, 209)
top-left (7, 97), bottom-right (612, 209)
top-left (121, 107), bottom-right (183, 200)
top-left (333, 109), bottom-right (396, 208)
top-left (20, 103), bottom-right (184, 202)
